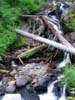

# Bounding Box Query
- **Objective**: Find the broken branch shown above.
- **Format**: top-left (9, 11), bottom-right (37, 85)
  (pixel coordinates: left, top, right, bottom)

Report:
top-left (0, 69), bottom-right (9, 73)
top-left (18, 44), bottom-right (47, 58)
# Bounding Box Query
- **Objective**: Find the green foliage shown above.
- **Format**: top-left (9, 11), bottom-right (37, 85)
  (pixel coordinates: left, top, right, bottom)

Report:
top-left (69, 12), bottom-right (75, 31)
top-left (61, 20), bottom-right (70, 32)
top-left (0, 0), bottom-right (48, 60)
top-left (63, 66), bottom-right (75, 89)
top-left (18, 0), bottom-right (48, 14)
top-left (12, 36), bottom-right (28, 48)
top-left (61, 12), bottom-right (75, 32)
top-left (0, 1), bottom-right (20, 60)
top-left (67, 97), bottom-right (75, 100)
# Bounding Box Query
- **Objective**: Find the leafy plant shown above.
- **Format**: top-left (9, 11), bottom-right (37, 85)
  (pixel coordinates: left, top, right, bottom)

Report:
top-left (63, 66), bottom-right (75, 89)
top-left (61, 11), bottom-right (75, 32)
top-left (18, 0), bottom-right (48, 14)
top-left (68, 12), bottom-right (75, 31)
top-left (0, 0), bottom-right (48, 60)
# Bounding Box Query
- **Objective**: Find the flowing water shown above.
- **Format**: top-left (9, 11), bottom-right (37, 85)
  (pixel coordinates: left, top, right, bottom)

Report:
top-left (58, 85), bottom-right (66, 100)
top-left (38, 52), bottom-right (69, 100)
top-left (38, 80), bottom-right (58, 100)
top-left (56, 53), bottom-right (71, 68)
top-left (11, 60), bottom-right (17, 67)
top-left (38, 81), bottom-right (66, 100)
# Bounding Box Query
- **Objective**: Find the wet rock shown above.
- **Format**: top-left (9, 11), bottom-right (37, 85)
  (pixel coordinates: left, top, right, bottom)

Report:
top-left (69, 3), bottom-right (75, 13)
top-left (67, 32), bottom-right (75, 42)
top-left (5, 81), bottom-right (16, 93)
top-left (10, 70), bottom-right (17, 76)
top-left (0, 82), bottom-right (5, 95)
top-left (16, 76), bottom-right (30, 87)
top-left (0, 96), bottom-right (3, 100)
top-left (2, 77), bottom-right (9, 85)
top-left (21, 62), bottom-right (49, 77)
top-left (5, 85), bottom-right (16, 93)
top-left (35, 85), bottom-right (47, 94)
top-left (31, 74), bottom-right (52, 94)
top-left (32, 74), bottom-right (52, 88)
top-left (21, 90), bottom-right (40, 100)
top-left (17, 62), bottom-right (52, 89)
top-left (2, 94), bottom-right (21, 100)
top-left (26, 85), bottom-right (35, 93)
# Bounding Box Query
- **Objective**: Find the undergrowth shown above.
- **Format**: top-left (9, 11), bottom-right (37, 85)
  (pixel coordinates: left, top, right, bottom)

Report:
top-left (0, 0), bottom-right (48, 60)
top-left (63, 66), bottom-right (75, 89)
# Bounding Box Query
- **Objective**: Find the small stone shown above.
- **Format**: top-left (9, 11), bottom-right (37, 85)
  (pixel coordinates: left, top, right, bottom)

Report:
top-left (5, 85), bottom-right (16, 93)
top-left (2, 94), bottom-right (21, 100)
top-left (26, 85), bottom-right (34, 93)
top-left (5, 80), bottom-right (16, 93)
top-left (8, 81), bottom-right (15, 86)
top-left (10, 70), bottom-right (17, 76)
top-left (19, 71), bottom-right (24, 76)
top-left (16, 75), bottom-right (30, 87)
top-left (14, 75), bottom-right (18, 79)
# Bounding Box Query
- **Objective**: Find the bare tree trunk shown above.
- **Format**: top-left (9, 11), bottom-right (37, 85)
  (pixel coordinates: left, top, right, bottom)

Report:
top-left (16, 29), bottom-right (75, 55)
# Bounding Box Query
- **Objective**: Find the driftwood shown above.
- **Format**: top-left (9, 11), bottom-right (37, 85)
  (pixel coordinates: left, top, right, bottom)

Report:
top-left (42, 15), bottom-right (74, 48)
top-left (17, 44), bottom-right (47, 65)
top-left (0, 69), bottom-right (9, 73)
top-left (16, 29), bottom-right (75, 55)
top-left (18, 44), bottom-right (46, 58)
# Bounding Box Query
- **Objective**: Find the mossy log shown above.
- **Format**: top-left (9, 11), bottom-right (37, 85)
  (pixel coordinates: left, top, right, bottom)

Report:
top-left (18, 44), bottom-right (47, 58)
top-left (17, 44), bottom-right (47, 65)
top-left (0, 69), bottom-right (9, 73)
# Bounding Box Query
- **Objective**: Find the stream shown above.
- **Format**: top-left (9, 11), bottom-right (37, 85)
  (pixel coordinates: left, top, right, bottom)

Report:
top-left (38, 2), bottom-right (70, 99)
top-left (38, 50), bottom-right (70, 100)
top-left (38, 81), bottom-right (66, 100)
top-left (38, 54), bottom-right (68, 100)
top-left (38, 80), bottom-right (58, 100)
top-left (1, 50), bottom-right (69, 100)
top-left (1, 1), bottom-right (75, 100)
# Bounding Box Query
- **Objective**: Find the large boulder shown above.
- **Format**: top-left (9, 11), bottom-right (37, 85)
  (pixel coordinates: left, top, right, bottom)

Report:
top-left (16, 75), bottom-right (30, 87)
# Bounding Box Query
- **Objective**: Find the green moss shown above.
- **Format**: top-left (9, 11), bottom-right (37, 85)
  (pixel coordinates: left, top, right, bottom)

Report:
top-left (67, 97), bottom-right (75, 100)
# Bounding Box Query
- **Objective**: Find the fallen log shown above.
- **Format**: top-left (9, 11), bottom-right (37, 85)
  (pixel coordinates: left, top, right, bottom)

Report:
top-left (18, 44), bottom-right (47, 58)
top-left (42, 15), bottom-right (74, 48)
top-left (17, 44), bottom-right (47, 65)
top-left (15, 29), bottom-right (75, 55)
top-left (0, 69), bottom-right (9, 73)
